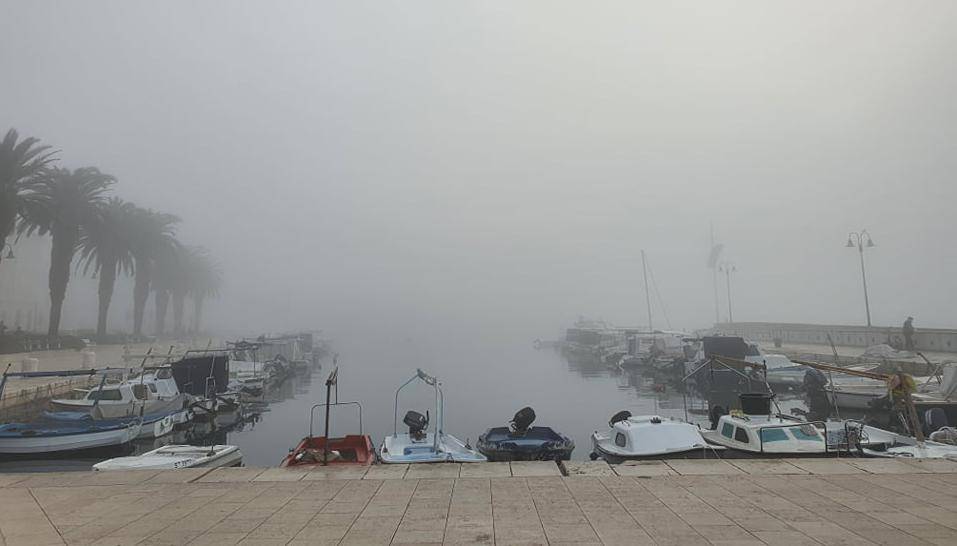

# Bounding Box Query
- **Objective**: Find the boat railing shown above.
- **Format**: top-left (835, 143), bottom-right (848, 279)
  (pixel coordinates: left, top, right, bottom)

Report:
top-left (757, 420), bottom-right (828, 455)
top-left (309, 401), bottom-right (363, 438)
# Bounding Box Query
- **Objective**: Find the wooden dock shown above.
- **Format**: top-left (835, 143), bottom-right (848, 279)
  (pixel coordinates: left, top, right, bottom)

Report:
top-left (2, 458), bottom-right (957, 545)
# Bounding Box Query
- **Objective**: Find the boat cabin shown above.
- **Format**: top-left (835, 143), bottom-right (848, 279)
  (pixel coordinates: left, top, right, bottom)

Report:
top-left (712, 413), bottom-right (827, 454)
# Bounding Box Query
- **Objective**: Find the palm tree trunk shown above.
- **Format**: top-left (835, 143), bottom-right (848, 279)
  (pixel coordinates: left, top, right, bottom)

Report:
top-left (192, 297), bottom-right (204, 334)
top-left (133, 256), bottom-right (151, 336)
top-left (47, 227), bottom-right (78, 337)
top-left (172, 290), bottom-right (185, 336)
top-left (154, 289), bottom-right (170, 336)
top-left (96, 257), bottom-right (117, 339)
top-left (0, 199), bottom-right (15, 268)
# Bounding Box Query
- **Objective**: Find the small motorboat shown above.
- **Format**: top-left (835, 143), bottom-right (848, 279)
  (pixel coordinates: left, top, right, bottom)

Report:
top-left (0, 418), bottom-right (142, 455)
top-left (51, 367), bottom-right (190, 419)
top-left (591, 411), bottom-right (717, 462)
top-left (700, 393), bottom-right (830, 456)
top-left (281, 366), bottom-right (375, 467)
top-left (42, 409), bottom-right (187, 440)
top-left (379, 369), bottom-right (486, 464)
top-left (94, 444), bottom-right (242, 470)
top-left (477, 407), bottom-right (574, 461)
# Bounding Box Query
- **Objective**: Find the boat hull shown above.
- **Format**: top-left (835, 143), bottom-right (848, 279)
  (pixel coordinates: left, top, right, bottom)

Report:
top-left (94, 445), bottom-right (242, 470)
top-left (281, 435), bottom-right (376, 467)
top-left (0, 422), bottom-right (141, 455)
top-left (379, 433), bottom-right (486, 464)
top-left (477, 426), bottom-right (574, 462)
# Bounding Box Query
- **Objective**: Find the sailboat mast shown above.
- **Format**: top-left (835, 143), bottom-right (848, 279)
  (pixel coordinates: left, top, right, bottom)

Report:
top-left (641, 250), bottom-right (653, 332)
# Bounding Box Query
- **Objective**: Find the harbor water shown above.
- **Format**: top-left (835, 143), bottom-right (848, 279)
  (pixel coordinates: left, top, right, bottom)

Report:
top-left (0, 333), bottom-right (817, 470)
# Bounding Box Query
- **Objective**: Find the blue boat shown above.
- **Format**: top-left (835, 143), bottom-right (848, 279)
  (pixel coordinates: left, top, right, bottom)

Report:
top-left (42, 409), bottom-right (183, 439)
top-left (0, 417), bottom-right (142, 455)
top-left (477, 407), bottom-right (575, 461)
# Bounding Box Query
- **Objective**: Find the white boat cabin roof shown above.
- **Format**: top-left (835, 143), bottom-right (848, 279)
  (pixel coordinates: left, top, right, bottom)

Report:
top-left (710, 413), bottom-right (826, 454)
top-left (602, 415), bottom-right (708, 456)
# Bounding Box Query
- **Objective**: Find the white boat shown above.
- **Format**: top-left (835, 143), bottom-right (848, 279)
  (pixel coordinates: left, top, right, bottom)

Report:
top-left (51, 368), bottom-right (190, 420)
top-left (591, 412), bottom-right (718, 461)
top-left (378, 369), bottom-right (486, 464)
top-left (700, 394), bottom-right (830, 456)
top-left (825, 384), bottom-right (888, 410)
top-left (93, 444), bottom-right (243, 470)
top-left (825, 420), bottom-right (957, 459)
top-left (0, 419), bottom-right (142, 455)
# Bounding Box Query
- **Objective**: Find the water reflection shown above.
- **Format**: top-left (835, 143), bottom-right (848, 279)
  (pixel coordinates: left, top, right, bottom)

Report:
top-left (0, 337), bottom-right (837, 471)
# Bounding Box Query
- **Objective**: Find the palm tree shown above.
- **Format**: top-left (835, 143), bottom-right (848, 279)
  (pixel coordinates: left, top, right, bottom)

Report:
top-left (151, 241), bottom-right (183, 337)
top-left (20, 167), bottom-right (114, 336)
top-left (78, 198), bottom-right (136, 338)
top-left (0, 129), bottom-right (56, 266)
top-left (127, 208), bottom-right (179, 336)
top-left (187, 249), bottom-right (221, 334)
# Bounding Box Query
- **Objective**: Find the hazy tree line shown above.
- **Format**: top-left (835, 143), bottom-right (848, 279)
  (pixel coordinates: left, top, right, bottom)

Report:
top-left (0, 128), bottom-right (221, 340)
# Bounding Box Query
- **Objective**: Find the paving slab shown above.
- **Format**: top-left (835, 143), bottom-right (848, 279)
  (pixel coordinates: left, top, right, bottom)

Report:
top-left (404, 463), bottom-right (461, 479)
top-left (254, 468), bottom-right (309, 482)
top-left (844, 458), bottom-right (933, 474)
top-left (198, 467), bottom-right (267, 482)
top-left (363, 464), bottom-right (409, 480)
top-left (300, 465), bottom-right (371, 480)
top-left (726, 459), bottom-right (809, 475)
top-left (897, 457), bottom-right (957, 473)
top-left (508, 461), bottom-right (561, 477)
top-left (610, 460), bottom-right (677, 476)
top-left (664, 459), bottom-right (744, 475)
top-left (458, 461), bottom-right (511, 478)
top-left (143, 467), bottom-right (214, 483)
top-left (562, 461), bottom-right (616, 477)
top-left (781, 458), bottom-right (866, 475)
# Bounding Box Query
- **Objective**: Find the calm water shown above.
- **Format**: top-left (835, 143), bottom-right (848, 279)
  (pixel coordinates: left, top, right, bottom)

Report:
top-left (0, 335), bottom-right (810, 471)
top-left (227, 336), bottom-right (700, 466)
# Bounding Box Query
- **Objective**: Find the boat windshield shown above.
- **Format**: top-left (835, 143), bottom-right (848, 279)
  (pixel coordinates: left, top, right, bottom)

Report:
top-left (87, 389), bottom-right (123, 401)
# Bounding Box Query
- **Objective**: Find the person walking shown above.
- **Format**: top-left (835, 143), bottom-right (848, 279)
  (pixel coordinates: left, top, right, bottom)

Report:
top-left (903, 316), bottom-right (916, 351)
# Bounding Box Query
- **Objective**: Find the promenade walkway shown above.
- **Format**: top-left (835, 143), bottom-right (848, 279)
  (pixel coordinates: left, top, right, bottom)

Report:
top-left (1, 458), bottom-right (956, 545)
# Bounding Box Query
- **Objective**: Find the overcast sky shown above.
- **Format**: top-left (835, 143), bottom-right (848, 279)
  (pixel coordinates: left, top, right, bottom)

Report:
top-left (3, 1), bottom-right (957, 341)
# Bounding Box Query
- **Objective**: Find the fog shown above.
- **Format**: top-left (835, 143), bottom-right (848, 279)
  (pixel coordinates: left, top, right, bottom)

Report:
top-left (4, 1), bottom-right (957, 344)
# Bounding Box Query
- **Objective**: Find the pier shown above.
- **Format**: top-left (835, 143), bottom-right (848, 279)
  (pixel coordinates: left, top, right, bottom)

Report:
top-left (2, 458), bottom-right (956, 545)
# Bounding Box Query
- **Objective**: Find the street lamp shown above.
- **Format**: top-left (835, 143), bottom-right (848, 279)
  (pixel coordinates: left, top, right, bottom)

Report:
top-left (719, 262), bottom-right (737, 323)
top-left (846, 230), bottom-right (875, 327)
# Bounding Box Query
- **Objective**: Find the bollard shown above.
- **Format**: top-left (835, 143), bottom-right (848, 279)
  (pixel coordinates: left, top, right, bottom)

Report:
top-left (20, 358), bottom-right (39, 373)
top-left (81, 350), bottom-right (96, 369)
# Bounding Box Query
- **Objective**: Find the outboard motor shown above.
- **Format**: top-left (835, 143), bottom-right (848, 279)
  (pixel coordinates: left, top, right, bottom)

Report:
top-left (739, 393), bottom-right (774, 415)
top-left (803, 368), bottom-right (831, 421)
top-left (404, 410), bottom-right (429, 441)
top-left (609, 410), bottom-right (632, 426)
top-left (510, 407), bottom-right (536, 434)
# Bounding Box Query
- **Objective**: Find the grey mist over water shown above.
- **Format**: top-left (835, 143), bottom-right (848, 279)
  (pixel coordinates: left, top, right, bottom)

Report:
top-left (4, 2), bottom-right (957, 341)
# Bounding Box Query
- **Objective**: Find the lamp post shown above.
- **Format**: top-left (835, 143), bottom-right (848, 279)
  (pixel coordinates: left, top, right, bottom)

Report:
top-left (719, 262), bottom-right (736, 323)
top-left (846, 230), bottom-right (875, 327)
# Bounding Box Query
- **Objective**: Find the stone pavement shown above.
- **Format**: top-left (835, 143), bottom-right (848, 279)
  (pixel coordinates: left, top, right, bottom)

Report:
top-left (1, 459), bottom-right (957, 545)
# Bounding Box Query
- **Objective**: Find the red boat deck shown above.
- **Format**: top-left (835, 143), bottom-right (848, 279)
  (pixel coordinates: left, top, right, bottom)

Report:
top-left (281, 434), bottom-right (375, 467)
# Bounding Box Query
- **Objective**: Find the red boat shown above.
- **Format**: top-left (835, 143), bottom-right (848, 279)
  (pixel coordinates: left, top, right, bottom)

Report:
top-left (282, 434), bottom-right (375, 466)
top-left (280, 363), bottom-right (375, 467)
